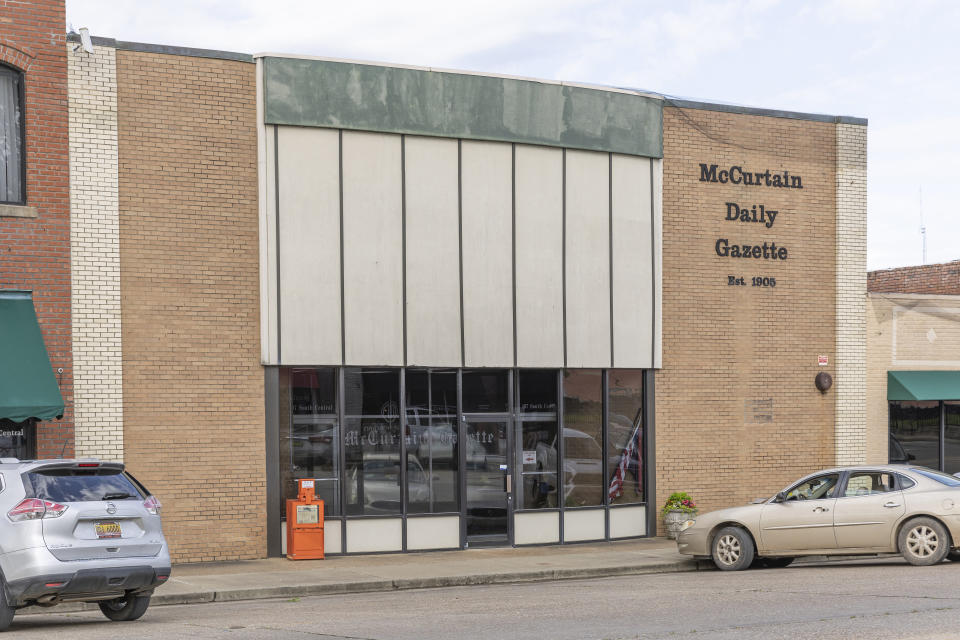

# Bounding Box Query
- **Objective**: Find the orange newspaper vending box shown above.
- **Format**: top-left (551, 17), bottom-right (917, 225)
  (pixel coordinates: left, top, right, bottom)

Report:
top-left (286, 479), bottom-right (324, 560)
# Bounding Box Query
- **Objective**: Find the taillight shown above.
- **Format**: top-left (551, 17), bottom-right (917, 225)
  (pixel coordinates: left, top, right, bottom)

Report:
top-left (143, 495), bottom-right (162, 515)
top-left (7, 498), bottom-right (68, 522)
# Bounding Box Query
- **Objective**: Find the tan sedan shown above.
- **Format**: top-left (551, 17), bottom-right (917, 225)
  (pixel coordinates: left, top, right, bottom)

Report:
top-left (677, 465), bottom-right (960, 570)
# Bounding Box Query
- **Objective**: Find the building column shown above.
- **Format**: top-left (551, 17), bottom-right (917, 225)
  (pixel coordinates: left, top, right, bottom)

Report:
top-left (835, 122), bottom-right (867, 465)
top-left (68, 42), bottom-right (123, 461)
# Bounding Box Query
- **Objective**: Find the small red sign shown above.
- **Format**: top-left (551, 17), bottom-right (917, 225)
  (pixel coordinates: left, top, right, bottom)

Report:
top-left (818, 355), bottom-right (828, 366)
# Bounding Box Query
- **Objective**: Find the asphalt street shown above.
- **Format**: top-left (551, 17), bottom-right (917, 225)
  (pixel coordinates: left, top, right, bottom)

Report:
top-left (9, 557), bottom-right (960, 639)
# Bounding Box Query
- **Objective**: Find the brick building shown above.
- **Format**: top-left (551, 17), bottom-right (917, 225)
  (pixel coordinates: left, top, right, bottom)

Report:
top-left (866, 261), bottom-right (960, 473)
top-left (1, 0), bottom-right (870, 562)
top-left (0, 0), bottom-right (71, 456)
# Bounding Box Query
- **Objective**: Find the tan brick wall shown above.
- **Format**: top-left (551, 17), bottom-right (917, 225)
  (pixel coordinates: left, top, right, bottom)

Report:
top-left (68, 43), bottom-right (123, 461)
top-left (866, 293), bottom-right (960, 463)
top-left (116, 50), bottom-right (264, 563)
top-left (657, 106), bottom-right (839, 525)
top-left (835, 123), bottom-right (867, 465)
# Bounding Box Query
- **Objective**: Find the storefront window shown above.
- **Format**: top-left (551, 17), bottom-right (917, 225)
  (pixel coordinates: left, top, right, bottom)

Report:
top-left (518, 370), bottom-right (557, 509)
top-left (462, 369), bottom-right (509, 413)
top-left (946, 403), bottom-right (960, 475)
top-left (0, 419), bottom-right (32, 459)
top-left (889, 401), bottom-right (940, 469)
top-left (283, 368), bottom-right (340, 517)
top-left (607, 370), bottom-right (644, 505)
top-left (344, 368), bottom-right (401, 515)
top-left (406, 369), bottom-right (458, 513)
top-left (562, 370), bottom-right (603, 507)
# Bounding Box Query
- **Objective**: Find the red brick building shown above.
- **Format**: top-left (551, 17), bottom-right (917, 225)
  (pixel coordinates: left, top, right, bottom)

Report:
top-left (0, 0), bottom-right (72, 456)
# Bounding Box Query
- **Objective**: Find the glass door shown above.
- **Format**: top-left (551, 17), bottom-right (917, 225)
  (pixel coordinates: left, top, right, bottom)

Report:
top-left (463, 417), bottom-right (512, 546)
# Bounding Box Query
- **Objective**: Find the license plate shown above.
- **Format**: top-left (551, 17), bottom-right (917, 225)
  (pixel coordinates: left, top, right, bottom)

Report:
top-left (95, 521), bottom-right (122, 539)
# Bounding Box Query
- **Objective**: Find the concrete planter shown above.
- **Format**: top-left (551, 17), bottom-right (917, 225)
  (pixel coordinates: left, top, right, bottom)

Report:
top-left (663, 510), bottom-right (697, 540)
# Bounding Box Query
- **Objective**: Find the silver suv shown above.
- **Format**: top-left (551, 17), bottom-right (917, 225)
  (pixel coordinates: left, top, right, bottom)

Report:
top-left (0, 458), bottom-right (170, 630)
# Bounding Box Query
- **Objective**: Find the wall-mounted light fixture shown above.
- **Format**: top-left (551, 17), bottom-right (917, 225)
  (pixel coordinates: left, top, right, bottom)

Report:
top-left (815, 371), bottom-right (832, 393)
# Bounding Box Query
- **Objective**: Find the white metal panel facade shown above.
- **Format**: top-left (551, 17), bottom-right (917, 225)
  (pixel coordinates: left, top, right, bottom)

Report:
top-left (611, 154), bottom-right (654, 367)
top-left (342, 131), bottom-right (404, 366)
top-left (514, 145), bottom-right (564, 368)
top-left (263, 133), bottom-right (661, 370)
top-left (277, 126), bottom-right (342, 365)
top-left (461, 140), bottom-right (514, 368)
top-left (404, 136), bottom-right (462, 366)
top-left (565, 150), bottom-right (611, 368)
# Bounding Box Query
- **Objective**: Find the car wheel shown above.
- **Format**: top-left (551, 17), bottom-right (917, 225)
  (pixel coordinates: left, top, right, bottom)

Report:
top-left (711, 526), bottom-right (755, 571)
top-left (899, 517), bottom-right (950, 566)
top-left (752, 556), bottom-right (794, 569)
top-left (98, 594), bottom-right (151, 622)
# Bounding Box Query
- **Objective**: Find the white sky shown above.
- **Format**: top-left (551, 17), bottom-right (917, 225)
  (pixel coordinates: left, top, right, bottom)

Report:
top-left (66, 0), bottom-right (960, 271)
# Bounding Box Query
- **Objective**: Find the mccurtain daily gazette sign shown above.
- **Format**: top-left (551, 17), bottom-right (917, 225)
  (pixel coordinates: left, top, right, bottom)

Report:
top-left (699, 163), bottom-right (802, 289)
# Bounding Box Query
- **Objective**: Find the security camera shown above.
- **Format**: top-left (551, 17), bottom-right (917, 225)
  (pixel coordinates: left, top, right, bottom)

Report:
top-left (79, 27), bottom-right (93, 54)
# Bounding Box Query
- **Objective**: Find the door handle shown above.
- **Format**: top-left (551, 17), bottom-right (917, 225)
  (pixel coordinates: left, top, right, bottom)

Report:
top-left (813, 506), bottom-right (830, 513)
top-left (883, 501), bottom-right (901, 508)
top-left (506, 475), bottom-right (512, 493)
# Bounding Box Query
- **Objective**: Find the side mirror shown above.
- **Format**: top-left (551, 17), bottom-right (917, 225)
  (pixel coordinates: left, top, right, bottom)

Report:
top-left (776, 491), bottom-right (787, 503)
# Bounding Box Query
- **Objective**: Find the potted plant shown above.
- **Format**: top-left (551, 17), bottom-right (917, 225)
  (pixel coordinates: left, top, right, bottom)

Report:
top-left (662, 492), bottom-right (697, 540)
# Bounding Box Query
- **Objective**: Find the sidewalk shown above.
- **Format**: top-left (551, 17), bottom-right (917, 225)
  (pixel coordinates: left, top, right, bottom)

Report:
top-left (141, 538), bottom-right (700, 609)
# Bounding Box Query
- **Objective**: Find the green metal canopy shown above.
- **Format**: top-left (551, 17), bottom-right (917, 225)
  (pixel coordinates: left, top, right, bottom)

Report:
top-left (0, 290), bottom-right (64, 422)
top-left (888, 370), bottom-right (960, 401)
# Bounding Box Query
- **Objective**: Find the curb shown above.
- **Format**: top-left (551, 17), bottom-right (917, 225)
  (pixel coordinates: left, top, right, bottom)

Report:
top-left (20, 559), bottom-right (702, 615)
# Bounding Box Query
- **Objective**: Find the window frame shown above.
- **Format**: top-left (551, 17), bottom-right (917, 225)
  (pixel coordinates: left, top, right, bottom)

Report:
top-left (0, 64), bottom-right (26, 206)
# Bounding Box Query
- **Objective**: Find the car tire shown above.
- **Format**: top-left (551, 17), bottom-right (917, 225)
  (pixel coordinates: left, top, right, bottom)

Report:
top-left (899, 517), bottom-right (950, 566)
top-left (752, 556), bottom-right (794, 569)
top-left (0, 579), bottom-right (14, 632)
top-left (98, 594), bottom-right (151, 622)
top-left (711, 526), bottom-right (755, 571)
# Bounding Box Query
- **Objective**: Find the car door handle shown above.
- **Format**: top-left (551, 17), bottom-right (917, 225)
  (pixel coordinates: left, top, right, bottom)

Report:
top-left (813, 506), bottom-right (829, 512)
top-left (883, 501), bottom-right (901, 508)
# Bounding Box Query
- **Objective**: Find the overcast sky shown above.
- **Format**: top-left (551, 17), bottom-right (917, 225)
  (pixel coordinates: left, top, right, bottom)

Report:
top-left (66, 0), bottom-right (959, 271)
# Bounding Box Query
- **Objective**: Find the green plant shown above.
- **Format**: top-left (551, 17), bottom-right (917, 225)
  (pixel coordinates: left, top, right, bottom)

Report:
top-left (661, 492), bottom-right (696, 516)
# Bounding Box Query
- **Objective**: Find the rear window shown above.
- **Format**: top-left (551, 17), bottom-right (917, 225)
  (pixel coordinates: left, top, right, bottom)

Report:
top-left (23, 469), bottom-right (145, 503)
top-left (910, 468), bottom-right (960, 487)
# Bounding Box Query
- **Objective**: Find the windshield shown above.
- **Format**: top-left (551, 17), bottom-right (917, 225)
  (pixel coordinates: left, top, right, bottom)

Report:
top-left (910, 467), bottom-right (960, 487)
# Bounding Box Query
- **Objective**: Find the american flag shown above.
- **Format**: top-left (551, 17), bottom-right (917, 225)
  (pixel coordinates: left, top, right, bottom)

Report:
top-left (608, 413), bottom-right (643, 500)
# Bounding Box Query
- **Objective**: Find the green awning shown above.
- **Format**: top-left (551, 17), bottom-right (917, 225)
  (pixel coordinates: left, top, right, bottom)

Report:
top-left (888, 370), bottom-right (960, 401)
top-left (0, 290), bottom-right (64, 422)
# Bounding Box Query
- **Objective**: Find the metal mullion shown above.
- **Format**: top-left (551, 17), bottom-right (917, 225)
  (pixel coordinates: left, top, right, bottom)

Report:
top-left (508, 368), bottom-right (515, 546)
top-left (428, 369), bottom-right (434, 512)
top-left (457, 369), bottom-right (467, 548)
top-left (941, 400), bottom-right (947, 472)
top-left (602, 369), bottom-right (610, 540)
top-left (338, 367), bottom-right (347, 549)
top-left (400, 368), bottom-right (407, 550)
top-left (557, 369), bottom-right (565, 543)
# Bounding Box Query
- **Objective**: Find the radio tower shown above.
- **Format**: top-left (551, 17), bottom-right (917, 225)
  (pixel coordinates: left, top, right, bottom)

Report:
top-left (920, 186), bottom-right (927, 264)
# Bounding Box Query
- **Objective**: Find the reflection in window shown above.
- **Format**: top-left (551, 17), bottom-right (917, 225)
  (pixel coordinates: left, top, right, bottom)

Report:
top-left (344, 369), bottom-right (401, 515)
top-left (889, 401), bottom-right (939, 470)
top-left (406, 369), bottom-right (458, 513)
top-left (518, 370), bottom-right (557, 509)
top-left (945, 403), bottom-right (960, 475)
top-left (0, 65), bottom-right (24, 204)
top-left (562, 370), bottom-right (603, 507)
top-left (284, 368), bottom-right (339, 517)
top-left (519, 370), bottom-right (557, 413)
top-left (844, 472), bottom-right (895, 497)
top-left (462, 369), bottom-right (508, 413)
top-left (608, 370), bottom-right (644, 505)
top-left (786, 474), bottom-right (839, 500)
